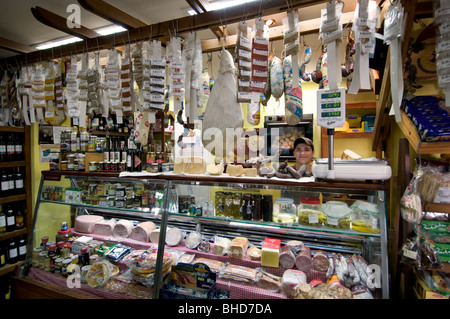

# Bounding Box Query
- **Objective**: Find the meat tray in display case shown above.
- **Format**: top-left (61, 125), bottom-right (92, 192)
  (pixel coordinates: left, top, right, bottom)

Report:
top-left (15, 170), bottom-right (389, 299)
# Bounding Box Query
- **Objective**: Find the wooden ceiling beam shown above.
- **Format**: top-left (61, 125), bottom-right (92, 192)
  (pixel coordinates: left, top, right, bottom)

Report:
top-left (0, 37), bottom-right (34, 54)
top-left (31, 6), bottom-right (98, 40)
top-left (78, 0), bottom-right (147, 29)
top-left (186, 0), bottom-right (206, 14)
top-left (3, 0), bottom-right (328, 67)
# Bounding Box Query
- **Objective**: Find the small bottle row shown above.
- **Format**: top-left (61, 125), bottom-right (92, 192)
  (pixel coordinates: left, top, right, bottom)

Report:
top-left (0, 202), bottom-right (26, 233)
top-left (0, 235), bottom-right (27, 267)
top-left (0, 133), bottom-right (24, 162)
top-left (0, 167), bottom-right (25, 197)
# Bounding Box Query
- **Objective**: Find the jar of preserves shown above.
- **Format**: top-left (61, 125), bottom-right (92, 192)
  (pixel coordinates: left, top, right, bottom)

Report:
top-left (231, 192), bottom-right (242, 219)
top-left (97, 161), bottom-right (104, 172)
top-left (115, 196), bottom-right (125, 208)
top-left (252, 194), bottom-right (262, 221)
top-left (322, 201), bottom-right (351, 229)
top-left (67, 154), bottom-right (76, 171)
top-left (89, 161), bottom-right (97, 172)
top-left (223, 192), bottom-right (233, 218)
top-left (273, 197), bottom-right (296, 223)
top-left (60, 160), bottom-right (68, 171)
top-left (214, 191), bottom-right (225, 217)
top-left (77, 154), bottom-right (85, 171)
top-left (32, 247), bottom-right (42, 267)
top-left (298, 197), bottom-right (323, 226)
top-left (241, 194), bottom-right (253, 220)
top-left (151, 163), bottom-right (159, 173)
top-left (350, 200), bottom-right (380, 233)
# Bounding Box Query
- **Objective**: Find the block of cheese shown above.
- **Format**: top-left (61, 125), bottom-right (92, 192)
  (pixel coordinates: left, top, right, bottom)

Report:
top-left (226, 164), bottom-right (244, 177)
top-left (243, 167), bottom-right (257, 177)
top-left (129, 221), bottom-right (156, 242)
top-left (206, 162), bottom-right (224, 175)
top-left (228, 236), bottom-right (248, 259)
top-left (261, 238), bottom-right (281, 267)
top-left (75, 215), bottom-right (104, 233)
top-left (341, 149), bottom-right (362, 160)
top-left (93, 219), bottom-right (116, 236)
top-left (174, 156), bottom-right (206, 174)
top-left (112, 219), bottom-right (134, 238)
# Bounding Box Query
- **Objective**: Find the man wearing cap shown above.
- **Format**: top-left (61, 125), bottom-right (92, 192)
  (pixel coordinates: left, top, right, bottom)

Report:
top-left (293, 137), bottom-right (315, 177)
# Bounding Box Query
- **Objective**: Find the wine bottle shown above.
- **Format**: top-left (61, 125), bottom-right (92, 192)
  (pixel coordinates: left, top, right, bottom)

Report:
top-left (0, 134), bottom-right (6, 162)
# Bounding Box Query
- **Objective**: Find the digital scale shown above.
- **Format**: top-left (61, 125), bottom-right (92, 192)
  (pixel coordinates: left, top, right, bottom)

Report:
top-left (316, 87), bottom-right (392, 180)
top-left (317, 87), bottom-right (346, 179)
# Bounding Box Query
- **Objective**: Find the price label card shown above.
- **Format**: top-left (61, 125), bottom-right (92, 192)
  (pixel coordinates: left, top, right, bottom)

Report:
top-left (316, 88), bottom-right (346, 128)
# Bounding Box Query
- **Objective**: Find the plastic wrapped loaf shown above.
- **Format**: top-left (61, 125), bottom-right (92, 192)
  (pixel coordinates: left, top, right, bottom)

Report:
top-left (93, 219), bottom-right (116, 236)
top-left (75, 215), bottom-right (104, 233)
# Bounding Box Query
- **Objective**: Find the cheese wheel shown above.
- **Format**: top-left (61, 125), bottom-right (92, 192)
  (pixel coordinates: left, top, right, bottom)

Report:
top-left (129, 221), bottom-right (156, 242)
top-left (75, 215), bottom-right (104, 233)
top-left (93, 219), bottom-right (116, 236)
top-left (165, 227), bottom-right (183, 246)
top-left (112, 219), bottom-right (134, 238)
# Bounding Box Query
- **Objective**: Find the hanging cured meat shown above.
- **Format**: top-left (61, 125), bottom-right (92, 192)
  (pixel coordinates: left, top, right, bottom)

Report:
top-left (202, 49), bottom-right (244, 160)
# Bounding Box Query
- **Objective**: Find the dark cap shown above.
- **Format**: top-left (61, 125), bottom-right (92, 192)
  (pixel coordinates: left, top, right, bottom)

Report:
top-left (293, 137), bottom-right (314, 151)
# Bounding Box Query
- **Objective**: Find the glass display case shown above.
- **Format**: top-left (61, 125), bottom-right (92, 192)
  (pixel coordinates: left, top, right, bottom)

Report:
top-left (17, 170), bottom-right (389, 299)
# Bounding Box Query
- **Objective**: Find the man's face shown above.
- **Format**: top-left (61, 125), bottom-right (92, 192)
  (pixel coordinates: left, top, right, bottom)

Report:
top-left (294, 143), bottom-right (314, 164)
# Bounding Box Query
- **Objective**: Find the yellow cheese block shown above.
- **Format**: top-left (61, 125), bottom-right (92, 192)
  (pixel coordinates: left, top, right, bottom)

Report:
top-left (226, 164), bottom-right (244, 177)
top-left (206, 162), bottom-right (224, 175)
top-left (261, 247), bottom-right (280, 267)
top-left (243, 167), bottom-right (257, 177)
top-left (174, 156), bottom-right (206, 174)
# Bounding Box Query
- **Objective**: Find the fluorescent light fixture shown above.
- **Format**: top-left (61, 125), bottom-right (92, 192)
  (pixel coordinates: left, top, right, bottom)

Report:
top-left (35, 25), bottom-right (127, 50)
top-left (95, 25), bottom-right (127, 36)
top-left (36, 37), bottom-right (83, 50)
top-left (208, 0), bottom-right (258, 11)
top-left (187, 0), bottom-right (258, 15)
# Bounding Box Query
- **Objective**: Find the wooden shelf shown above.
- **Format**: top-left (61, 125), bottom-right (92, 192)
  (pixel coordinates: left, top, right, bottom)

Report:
top-left (334, 132), bottom-right (373, 139)
top-left (0, 161), bottom-right (26, 168)
top-left (0, 126), bottom-right (25, 133)
top-left (398, 110), bottom-right (450, 154)
top-left (0, 228), bottom-right (28, 242)
top-left (0, 261), bottom-right (24, 277)
top-left (423, 202), bottom-right (450, 214)
top-left (0, 194), bottom-right (27, 205)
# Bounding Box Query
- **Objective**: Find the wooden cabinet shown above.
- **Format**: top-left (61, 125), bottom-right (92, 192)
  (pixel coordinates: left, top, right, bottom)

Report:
top-left (0, 125), bottom-right (32, 278)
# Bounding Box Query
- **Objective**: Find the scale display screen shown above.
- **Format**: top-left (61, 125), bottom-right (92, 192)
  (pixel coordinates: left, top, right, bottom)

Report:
top-left (317, 88), bottom-right (346, 128)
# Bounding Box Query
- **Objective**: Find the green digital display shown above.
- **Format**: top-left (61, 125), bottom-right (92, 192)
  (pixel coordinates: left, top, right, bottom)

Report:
top-left (320, 91), bottom-right (341, 99)
top-left (321, 111), bottom-right (341, 118)
top-left (321, 102), bottom-right (341, 109)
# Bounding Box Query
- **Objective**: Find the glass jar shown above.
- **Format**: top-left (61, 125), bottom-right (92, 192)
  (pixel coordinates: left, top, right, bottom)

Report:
top-left (350, 200), bottom-right (380, 233)
top-left (116, 196), bottom-right (125, 208)
top-left (67, 154), bottom-right (76, 171)
top-left (298, 197), bottom-right (323, 226)
top-left (223, 192), bottom-right (233, 218)
top-left (99, 195), bottom-right (109, 207)
top-left (77, 154), bottom-right (85, 171)
top-left (214, 191), bottom-right (225, 217)
top-left (151, 163), bottom-right (159, 173)
top-left (32, 247), bottom-right (42, 267)
top-left (241, 193), bottom-right (253, 220)
top-left (231, 192), bottom-right (243, 219)
top-left (322, 201), bottom-right (352, 229)
top-left (273, 197), bottom-right (296, 223)
top-left (252, 194), bottom-right (262, 221)
top-left (60, 160), bottom-right (68, 171)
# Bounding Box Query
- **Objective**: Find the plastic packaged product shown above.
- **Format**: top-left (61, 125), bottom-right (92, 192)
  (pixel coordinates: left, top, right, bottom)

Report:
top-left (219, 264), bottom-right (260, 283)
top-left (297, 197), bottom-right (323, 226)
top-left (212, 236), bottom-right (232, 256)
top-left (185, 231), bottom-right (202, 249)
top-left (281, 269), bottom-right (307, 296)
top-left (273, 197), bottom-right (297, 223)
top-left (228, 236), bottom-right (248, 259)
top-left (322, 201), bottom-right (352, 229)
top-left (350, 200), bottom-right (380, 233)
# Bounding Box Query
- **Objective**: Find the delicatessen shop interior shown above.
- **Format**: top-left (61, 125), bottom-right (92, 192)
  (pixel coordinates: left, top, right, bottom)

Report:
top-left (0, 0), bottom-right (449, 301)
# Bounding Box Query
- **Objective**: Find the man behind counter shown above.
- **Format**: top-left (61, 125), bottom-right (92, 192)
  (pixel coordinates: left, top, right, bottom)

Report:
top-left (293, 137), bottom-right (315, 177)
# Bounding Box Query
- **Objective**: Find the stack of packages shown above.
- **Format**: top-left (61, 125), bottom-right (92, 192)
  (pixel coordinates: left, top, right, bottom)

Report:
top-left (31, 64), bottom-right (46, 123)
top-left (104, 49), bottom-right (122, 126)
top-left (54, 61), bottom-right (64, 112)
top-left (248, 19), bottom-right (269, 126)
top-left (87, 54), bottom-right (102, 127)
top-left (282, 10), bottom-right (303, 125)
top-left (348, 0), bottom-right (378, 94)
top-left (121, 46), bottom-right (133, 117)
top-left (168, 37), bottom-right (184, 116)
top-left (183, 31), bottom-right (202, 123)
top-left (77, 53), bottom-right (89, 127)
top-left (141, 40), bottom-right (165, 115)
top-left (236, 21), bottom-right (253, 105)
top-left (435, 0), bottom-right (450, 107)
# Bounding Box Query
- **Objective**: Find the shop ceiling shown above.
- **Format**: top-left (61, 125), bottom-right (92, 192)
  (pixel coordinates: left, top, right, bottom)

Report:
top-left (0, 0), bottom-right (387, 68)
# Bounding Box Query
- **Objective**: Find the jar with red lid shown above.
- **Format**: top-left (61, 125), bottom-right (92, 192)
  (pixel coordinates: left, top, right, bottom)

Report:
top-left (56, 222), bottom-right (73, 242)
top-left (297, 197), bottom-right (323, 226)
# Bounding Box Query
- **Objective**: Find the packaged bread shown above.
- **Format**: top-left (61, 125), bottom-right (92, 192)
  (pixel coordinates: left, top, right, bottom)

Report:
top-left (247, 245), bottom-right (262, 261)
top-left (228, 236), bottom-right (248, 259)
top-left (194, 258), bottom-right (225, 272)
top-left (213, 236), bottom-right (232, 256)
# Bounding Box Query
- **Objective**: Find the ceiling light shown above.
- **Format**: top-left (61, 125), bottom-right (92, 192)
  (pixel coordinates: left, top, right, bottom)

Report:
top-left (265, 19), bottom-right (276, 27)
top-left (95, 25), bottom-right (127, 36)
top-left (36, 37), bottom-right (83, 50)
top-left (187, 9), bottom-right (197, 15)
top-left (207, 0), bottom-right (258, 11)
